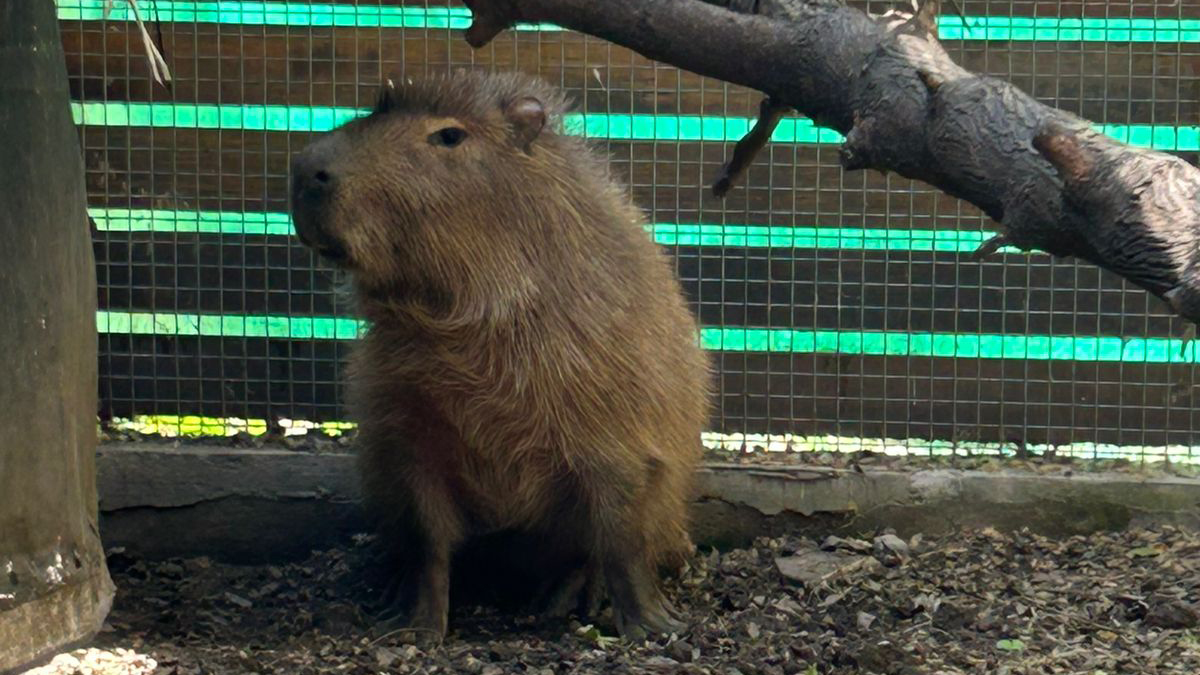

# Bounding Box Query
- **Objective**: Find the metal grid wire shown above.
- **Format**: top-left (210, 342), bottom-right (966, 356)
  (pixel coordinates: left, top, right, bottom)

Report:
top-left (58, 0), bottom-right (1200, 459)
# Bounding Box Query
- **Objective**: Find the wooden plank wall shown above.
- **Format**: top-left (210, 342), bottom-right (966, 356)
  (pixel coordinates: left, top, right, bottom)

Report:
top-left (60, 0), bottom-right (1200, 449)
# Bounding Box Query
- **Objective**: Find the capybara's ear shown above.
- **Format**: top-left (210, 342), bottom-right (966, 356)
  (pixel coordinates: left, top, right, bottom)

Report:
top-left (504, 96), bottom-right (546, 154)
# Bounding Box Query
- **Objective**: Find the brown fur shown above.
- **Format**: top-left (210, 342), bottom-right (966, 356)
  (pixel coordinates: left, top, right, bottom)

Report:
top-left (290, 69), bottom-right (710, 641)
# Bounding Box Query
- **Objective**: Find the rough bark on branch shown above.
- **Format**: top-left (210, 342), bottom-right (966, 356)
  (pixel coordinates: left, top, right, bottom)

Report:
top-left (461, 0), bottom-right (1200, 325)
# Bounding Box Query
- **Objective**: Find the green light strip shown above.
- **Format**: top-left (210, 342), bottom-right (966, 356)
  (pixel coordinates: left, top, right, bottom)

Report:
top-left (57, 0), bottom-right (558, 31)
top-left (96, 310), bottom-right (1200, 363)
top-left (702, 328), bottom-right (1199, 362)
top-left (69, 101), bottom-right (843, 143)
top-left (92, 208), bottom-right (297, 236)
top-left (101, 415), bottom-right (1200, 464)
top-left (69, 101), bottom-right (1200, 151)
top-left (56, 0), bottom-right (1200, 43)
top-left (97, 309), bottom-right (362, 339)
top-left (700, 432), bottom-right (1200, 464)
top-left (89, 207), bottom-right (1018, 254)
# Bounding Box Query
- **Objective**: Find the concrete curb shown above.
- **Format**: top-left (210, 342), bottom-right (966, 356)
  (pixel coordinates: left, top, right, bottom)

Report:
top-left (97, 443), bottom-right (1200, 561)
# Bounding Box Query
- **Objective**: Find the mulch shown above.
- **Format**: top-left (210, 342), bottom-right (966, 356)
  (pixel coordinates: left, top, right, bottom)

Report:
top-left (30, 524), bottom-right (1200, 675)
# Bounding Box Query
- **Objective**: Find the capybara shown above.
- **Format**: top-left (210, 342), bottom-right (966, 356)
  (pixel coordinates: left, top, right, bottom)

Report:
top-left (289, 69), bottom-right (710, 642)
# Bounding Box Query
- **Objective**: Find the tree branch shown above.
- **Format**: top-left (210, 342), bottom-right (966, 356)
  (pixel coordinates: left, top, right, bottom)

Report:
top-left (462, 0), bottom-right (1200, 325)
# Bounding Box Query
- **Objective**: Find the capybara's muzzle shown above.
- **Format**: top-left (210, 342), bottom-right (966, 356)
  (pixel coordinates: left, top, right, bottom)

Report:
top-left (290, 136), bottom-right (348, 262)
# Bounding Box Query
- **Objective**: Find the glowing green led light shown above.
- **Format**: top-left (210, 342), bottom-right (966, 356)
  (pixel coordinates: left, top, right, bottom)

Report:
top-left (91, 208), bottom-right (296, 236)
top-left (97, 310), bottom-right (363, 340)
top-left (90, 207), bottom-right (1022, 254)
top-left (55, 1), bottom-right (1200, 43)
top-left (96, 311), bottom-right (1199, 363)
top-left (942, 16), bottom-right (1200, 43)
top-left (70, 102), bottom-right (1200, 152)
top-left (700, 432), bottom-right (1200, 464)
top-left (105, 414), bottom-right (354, 437)
top-left (68, 101), bottom-right (841, 142)
top-left (70, 101), bottom-right (365, 132)
top-left (94, 414), bottom-right (1200, 464)
top-left (696, 327), bottom-right (1199, 363)
top-left (649, 223), bottom-right (1011, 253)
top-left (55, 0), bottom-right (558, 30)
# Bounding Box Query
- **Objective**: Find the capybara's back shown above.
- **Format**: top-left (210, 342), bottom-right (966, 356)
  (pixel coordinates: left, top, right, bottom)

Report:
top-left (289, 69), bottom-right (710, 642)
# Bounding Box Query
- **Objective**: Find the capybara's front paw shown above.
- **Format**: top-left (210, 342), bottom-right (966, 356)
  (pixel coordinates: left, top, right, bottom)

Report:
top-left (612, 589), bottom-right (686, 641)
top-left (534, 562), bottom-right (605, 621)
top-left (375, 611), bottom-right (446, 648)
top-left (373, 592), bottom-right (448, 648)
top-left (368, 577), bottom-right (410, 620)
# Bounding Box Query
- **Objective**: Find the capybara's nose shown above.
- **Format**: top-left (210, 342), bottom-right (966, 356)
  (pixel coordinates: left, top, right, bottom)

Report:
top-left (290, 138), bottom-right (342, 247)
top-left (290, 145), bottom-right (336, 208)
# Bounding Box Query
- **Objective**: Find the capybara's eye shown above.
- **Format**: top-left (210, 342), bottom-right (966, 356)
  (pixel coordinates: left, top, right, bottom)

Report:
top-left (429, 127), bottom-right (468, 147)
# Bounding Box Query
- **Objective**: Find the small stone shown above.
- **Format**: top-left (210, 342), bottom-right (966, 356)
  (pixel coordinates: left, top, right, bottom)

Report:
top-left (668, 640), bottom-right (694, 662)
top-left (183, 557), bottom-right (212, 573)
top-left (488, 642), bottom-right (517, 660)
top-left (821, 536), bottom-right (872, 554)
top-left (772, 597), bottom-right (804, 616)
top-left (1146, 600), bottom-right (1200, 629)
top-left (158, 562), bottom-right (184, 578)
top-left (873, 534), bottom-right (910, 566)
top-left (376, 648), bottom-right (400, 667)
top-left (852, 642), bottom-right (906, 672)
top-left (776, 550), bottom-right (881, 586)
top-left (400, 645), bottom-right (421, 660)
top-left (481, 666), bottom-right (505, 675)
top-left (223, 592), bottom-right (253, 609)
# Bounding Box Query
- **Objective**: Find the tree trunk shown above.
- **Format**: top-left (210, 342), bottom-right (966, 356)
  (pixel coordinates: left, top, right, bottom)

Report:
top-left (462, 0), bottom-right (1200, 325)
top-left (0, 0), bottom-right (114, 671)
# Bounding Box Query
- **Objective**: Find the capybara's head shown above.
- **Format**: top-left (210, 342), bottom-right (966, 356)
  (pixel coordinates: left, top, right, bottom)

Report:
top-left (290, 70), bottom-right (579, 295)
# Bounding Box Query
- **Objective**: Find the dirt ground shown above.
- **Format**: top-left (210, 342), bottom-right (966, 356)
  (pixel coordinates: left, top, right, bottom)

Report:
top-left (25, 525), bottom-right (1200, 675)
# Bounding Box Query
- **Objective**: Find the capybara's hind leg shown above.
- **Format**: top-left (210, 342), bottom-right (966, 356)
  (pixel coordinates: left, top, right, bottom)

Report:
top-left (603, 547), bottom-right (685, 640)
top-left (370, 529), bottom-right (422, 620)
top-left (392, 534), bottom-right (454, 644)
top-left (577, 463), bottom-right (686, 640)
top-left (533, 558), bottom-right (602, 619)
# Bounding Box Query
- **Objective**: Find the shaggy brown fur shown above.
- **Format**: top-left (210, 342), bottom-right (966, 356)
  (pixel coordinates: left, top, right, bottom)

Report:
top-left (290, 69), bottom-right (710, 642)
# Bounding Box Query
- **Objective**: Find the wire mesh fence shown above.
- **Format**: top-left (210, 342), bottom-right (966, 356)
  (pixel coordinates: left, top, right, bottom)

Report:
top-left (57, 0), bottom-right (1200, 460)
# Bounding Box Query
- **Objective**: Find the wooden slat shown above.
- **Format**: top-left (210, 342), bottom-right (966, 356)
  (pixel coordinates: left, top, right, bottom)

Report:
top-left (93, 232), bottom-right (1183, 336)
top-left (63, 123), bottom-right (1047, 220)
top-left (73, 123), bottom-right (1200, 239)
top-left (60, 22), bottom-right (1200, 121)
top-left (96, 331), bottom-right (1200, 444)
top-left (714, 351), bottom-right (1200, 445)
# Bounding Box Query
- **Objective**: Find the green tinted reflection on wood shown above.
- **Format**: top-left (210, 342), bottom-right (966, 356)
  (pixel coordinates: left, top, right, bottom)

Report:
top-left (56, 0), bottom-right (1200, 42)
top-left (95, 311), bottom-right (1200, 363)
top-left (69, 102), bottom-right (1200, 151)
top-left (89, 207), bottom-right (1021, 254)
